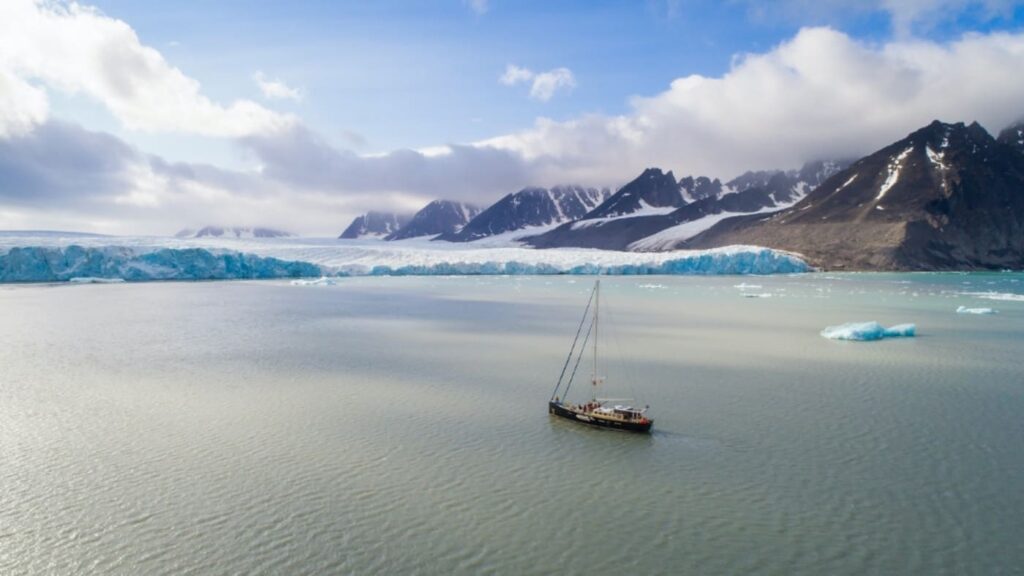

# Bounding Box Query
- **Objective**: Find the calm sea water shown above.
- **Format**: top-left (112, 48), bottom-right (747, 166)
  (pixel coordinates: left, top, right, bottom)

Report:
top-left (1, 274), bottom-right (1022, 575)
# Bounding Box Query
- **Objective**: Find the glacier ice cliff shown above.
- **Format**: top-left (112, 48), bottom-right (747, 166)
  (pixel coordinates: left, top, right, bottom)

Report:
top-left (0, 237), bottom-right (810, 283)
top-left (0, 246), bottom-right (321, 283)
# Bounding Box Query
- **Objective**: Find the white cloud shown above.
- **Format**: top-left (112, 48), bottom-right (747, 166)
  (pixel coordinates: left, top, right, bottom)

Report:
top-left (482, 27), bottom-right (1024, 183)
top-left (253, 71), bottom-right (303, 102)
top-left (529, 68), bottom-right (576, 101)
top-left (0, 69), bottom-right (49, 137)
top-left (464, 0), bottom-right (489, 15)
top-left (500, 64), bottom-right (534, 86)
top-left (499, 64), bottom-right (576, 101)
top-left (0, 0), bottom-right (294, 137)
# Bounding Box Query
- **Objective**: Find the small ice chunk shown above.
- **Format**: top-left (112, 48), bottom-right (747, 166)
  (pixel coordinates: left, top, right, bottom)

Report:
top-left (734, 282), bottom-right (763, 290)
top-left (884, 323), bottom-right (916, 337)
top-left (638, 283), bottom-right (666, 289)
top-left (963, 291), bottom-right (1024, 302)
top-left (742, 292), bottom-right (772, 298)
top-left (956, 305), bottom-right (996, 315)
top-left (820, 321), bottom-right (916, 341)
top-left (290, 277), bottom-right (339, 286)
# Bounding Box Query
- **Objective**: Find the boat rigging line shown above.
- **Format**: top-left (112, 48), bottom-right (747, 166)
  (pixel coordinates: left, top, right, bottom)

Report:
top-left (550, 283), bottom-right (596, 402)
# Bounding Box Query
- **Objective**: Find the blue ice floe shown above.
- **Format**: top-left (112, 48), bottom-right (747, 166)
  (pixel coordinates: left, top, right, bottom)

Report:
top-left (820, 321), bottom-right (917, 341)
top-left (956, 305), bottom-right (997, 315)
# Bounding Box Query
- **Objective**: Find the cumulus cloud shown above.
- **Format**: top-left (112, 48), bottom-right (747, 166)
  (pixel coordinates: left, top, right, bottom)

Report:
top-left (482, 27), bottom-right (1024, 183)
top-left (500, 64), bottom-right (576, 101)
top-left (0, 69), bottom-right (49, 138)
top-left (240, 125), bottom-right (534, 200)
top-left (0, 0), bottom-right (293, 137)
top-left (253, 71), bottom-right (303, 102)
top-left (0, 120), bottom-right (413, 235)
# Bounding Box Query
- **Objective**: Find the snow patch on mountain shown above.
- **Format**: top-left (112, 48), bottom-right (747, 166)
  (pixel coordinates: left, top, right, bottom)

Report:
top-left (876, 147), bottom-right (913, 201)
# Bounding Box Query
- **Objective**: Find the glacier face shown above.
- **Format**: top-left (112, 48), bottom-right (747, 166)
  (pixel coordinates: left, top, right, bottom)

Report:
top-left (0, 235), bottom-right (809, 282)
top-left (0, 246), bottom-right (322, 283)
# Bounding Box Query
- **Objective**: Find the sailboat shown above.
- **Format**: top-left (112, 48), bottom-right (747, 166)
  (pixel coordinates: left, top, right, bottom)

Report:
top-left (548, 280), bottom-right (653, 433)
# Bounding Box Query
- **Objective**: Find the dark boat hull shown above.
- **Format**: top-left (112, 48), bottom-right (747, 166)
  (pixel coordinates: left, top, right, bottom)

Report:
top-left (548, 401), bottom-right (652, 433)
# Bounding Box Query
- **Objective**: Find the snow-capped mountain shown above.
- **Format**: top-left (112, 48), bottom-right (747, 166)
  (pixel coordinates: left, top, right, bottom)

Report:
top-left (385, 200), bottom-right (481, 240)
top-left (524, 160), bottom-right (846, 250)
top-left (439, 185), bottom-right (609, 242)
top-left (583, 169), bottom-right (684, 220)
top-left (175, 226), bottom-right (294, 239)
top-left (688, 120), bottom-right (1024, 270)
top-left (339, 211), bottom-right (411, 239)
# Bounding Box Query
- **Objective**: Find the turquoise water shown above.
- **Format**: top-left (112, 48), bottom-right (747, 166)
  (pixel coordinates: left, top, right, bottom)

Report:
top-left (1, 273), bottom-right (1022, 574)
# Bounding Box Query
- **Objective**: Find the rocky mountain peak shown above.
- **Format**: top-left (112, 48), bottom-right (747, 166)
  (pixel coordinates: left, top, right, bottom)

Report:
top-left (439, 185), bottom-right (609, 242)
top-left (584, 168), bottom-right (682, 219)
top-left (339, 211), bottom-right (411, 239)
top-left (385, 200), bottom-right (481, 240)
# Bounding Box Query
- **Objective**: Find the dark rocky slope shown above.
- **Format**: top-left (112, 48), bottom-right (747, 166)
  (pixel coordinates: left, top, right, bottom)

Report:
top-left (386, 200), bottom-right (480, 240)
top-left (525, 161), bottom-right (845, 250)
top-left (439, 186), bottom-right (608, 242)
top-left (688, 120), bottom-right (1024, 270)
top-left (339, 211), bottom-right (411, 239)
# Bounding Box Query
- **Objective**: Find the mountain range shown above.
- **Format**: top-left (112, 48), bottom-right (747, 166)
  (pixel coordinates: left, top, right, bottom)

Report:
top-left (439, 186), bottom-right (609, 242)
top-left (335, 118), bottom-right (1024, 270)
top-left (523, 160), bottom-right (845, 250)
top-left (386, 200), bottom-right (481, 240)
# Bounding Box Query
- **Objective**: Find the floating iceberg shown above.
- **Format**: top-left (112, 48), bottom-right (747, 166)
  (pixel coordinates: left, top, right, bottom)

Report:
top-left (820, 321), bottom-right (916, 341)
top-left (0, 235), bottom-right (810, 283)
top-left (291, 277), bottom-right (341, 286)
top-left (956, 305), bottom-right (996, 315)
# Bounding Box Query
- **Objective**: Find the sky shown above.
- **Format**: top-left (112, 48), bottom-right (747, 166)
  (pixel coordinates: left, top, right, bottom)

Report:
top-left (1, 0), bottom-right (1024, 235)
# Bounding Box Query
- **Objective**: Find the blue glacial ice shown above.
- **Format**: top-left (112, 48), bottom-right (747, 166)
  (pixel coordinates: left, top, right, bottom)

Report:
top-left (956, 305), bottom-right (997, 315)
top-left (820, 321), bottom-right (917, 341)
top-left (0, 239), bottom-right (809, 283)
top-left (0, 246), bottom-right (321, 283)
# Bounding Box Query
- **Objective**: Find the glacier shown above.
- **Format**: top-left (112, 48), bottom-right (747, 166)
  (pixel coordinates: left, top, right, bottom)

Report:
top-left (0, 246), bottom-right (320, 283)
top-left (0, 234), bottom-right (809, 283)
top-left (820, 321), bottom-right (917, 341)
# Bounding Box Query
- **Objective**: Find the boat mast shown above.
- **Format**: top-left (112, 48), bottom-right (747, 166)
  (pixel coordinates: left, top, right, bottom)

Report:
top-left (592, 279), bottom-right (599, 400)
